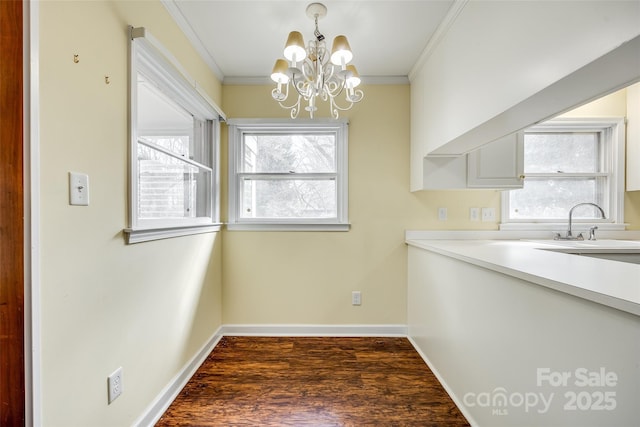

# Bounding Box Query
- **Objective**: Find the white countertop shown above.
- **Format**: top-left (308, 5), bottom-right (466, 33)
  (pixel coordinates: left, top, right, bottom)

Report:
top-left (406, 238), bottom-right (640, 316)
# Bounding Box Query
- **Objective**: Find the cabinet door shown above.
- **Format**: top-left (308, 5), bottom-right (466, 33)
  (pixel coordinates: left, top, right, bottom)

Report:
top-left (467, 132), bottom-right (524, 188)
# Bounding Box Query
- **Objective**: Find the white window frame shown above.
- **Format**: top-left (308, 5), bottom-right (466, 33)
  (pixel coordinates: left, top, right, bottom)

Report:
top-left (227, 119), bottom-right (349, 231)
top-left (124, 27), bottom-right (224, 243)
top-left (500, 117), bottom-right (626, 231)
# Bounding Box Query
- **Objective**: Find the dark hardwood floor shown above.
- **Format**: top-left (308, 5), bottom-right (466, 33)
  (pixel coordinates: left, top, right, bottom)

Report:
top-left (156, 336), bottom-right (469, 426)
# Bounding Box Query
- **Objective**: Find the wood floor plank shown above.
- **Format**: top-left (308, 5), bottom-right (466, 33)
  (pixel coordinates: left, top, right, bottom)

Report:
top-left (156, 337), bottom-right (469, 426)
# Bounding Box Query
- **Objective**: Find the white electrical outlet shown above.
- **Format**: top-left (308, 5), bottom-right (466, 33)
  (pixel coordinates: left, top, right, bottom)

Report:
top-left (108, 367), bottom-right (123, 404)
top-left (352, 291), bottom-right (362, 306)
top-left (438, 207), bottom-right (448, 221)
top-left (470, 207), bottom-right (480, 221)
top-left (481, 207), bottom-right (496, 222)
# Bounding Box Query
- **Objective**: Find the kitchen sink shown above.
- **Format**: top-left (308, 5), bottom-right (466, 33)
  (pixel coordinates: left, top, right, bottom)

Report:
top-left (572, 252), bottom-right (640, 264)
top-left (529, 240), bottom-right (640, 265)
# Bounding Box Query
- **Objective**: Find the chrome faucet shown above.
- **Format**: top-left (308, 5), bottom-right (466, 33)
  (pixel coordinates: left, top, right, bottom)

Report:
top-left (554, 202), bottom-right (606, 241)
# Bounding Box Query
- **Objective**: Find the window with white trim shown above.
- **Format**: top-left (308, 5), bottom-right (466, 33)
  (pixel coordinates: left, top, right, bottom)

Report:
top-left (227, 120), bottom-right (349, 231)
top-left (125, 28), bottom-right (222, 243)
top-left (501, 118), bottom-right (625, 229)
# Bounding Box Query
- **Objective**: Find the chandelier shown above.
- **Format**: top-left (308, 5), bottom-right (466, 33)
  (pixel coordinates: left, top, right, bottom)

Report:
top-left (270, 2), bottom-right (364, 119)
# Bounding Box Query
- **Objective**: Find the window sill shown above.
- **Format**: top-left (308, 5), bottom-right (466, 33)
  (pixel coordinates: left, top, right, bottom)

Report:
top-left (124, 223), bottom-right (222, 244)
top-left (226, 223), bottom-right (350, 232)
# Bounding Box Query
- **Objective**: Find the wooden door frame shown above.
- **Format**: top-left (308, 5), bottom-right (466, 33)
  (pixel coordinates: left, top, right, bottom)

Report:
top-left (2, 2), bottom-right (45, 424)
top-left (1, 0), bottom-right (25, 424)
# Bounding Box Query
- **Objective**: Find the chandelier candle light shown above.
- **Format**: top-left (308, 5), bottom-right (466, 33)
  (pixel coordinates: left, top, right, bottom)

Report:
top-left (270, 2), bottom-right (364, 119)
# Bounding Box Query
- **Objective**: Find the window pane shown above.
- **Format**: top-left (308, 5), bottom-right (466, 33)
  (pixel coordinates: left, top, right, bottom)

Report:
top-left (524, 132), bottom-right (599, 173)
top-left (508, 177), bottom-right (606, 219)
top-left (240, 179), bottom-right (337, 219)
top-left (138, 145), bottom-right (211, 220)
top-left (140, 124), bottom-right (211, 168)
top-left (140, 136), bottom-right (191, 158)
top-left (242, 134), bottom-right (336, 173)
top-left (137, 73), bottom-right (194, 158)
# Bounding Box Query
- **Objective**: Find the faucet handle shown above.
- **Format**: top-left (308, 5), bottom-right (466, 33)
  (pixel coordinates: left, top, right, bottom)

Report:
top-left (588, 226), bottom-right (598, 241)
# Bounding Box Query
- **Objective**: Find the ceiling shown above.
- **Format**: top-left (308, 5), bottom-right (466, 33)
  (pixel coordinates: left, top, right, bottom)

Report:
top-left (165, 0), bottom-right (456, 83)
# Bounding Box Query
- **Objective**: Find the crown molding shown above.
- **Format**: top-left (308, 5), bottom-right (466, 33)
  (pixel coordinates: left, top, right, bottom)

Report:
top-left (161, 0), bottom-right (225, 82)
top-left (408, 0), bottom-right (469, 82)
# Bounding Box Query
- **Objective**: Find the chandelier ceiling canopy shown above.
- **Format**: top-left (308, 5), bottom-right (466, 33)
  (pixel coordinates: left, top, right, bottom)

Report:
top-left (270, 2), bottom-right (364, 119)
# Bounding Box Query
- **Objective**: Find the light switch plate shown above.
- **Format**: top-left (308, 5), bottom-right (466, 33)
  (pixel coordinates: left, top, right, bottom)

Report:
top-left (470, 207), bottom-right (480, 221)
top-left (438, 207), bottom-right (448, 221)
top-left (69, 172), bottom-right (89, 206)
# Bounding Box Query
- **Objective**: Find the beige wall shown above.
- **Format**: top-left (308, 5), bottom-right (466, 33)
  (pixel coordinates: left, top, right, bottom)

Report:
top-left (220, 84), bottom-right (501, 325)
top-left (220, 84), bottom-right (640, 325)
top-left (39, 1), bottom-right (223, 426)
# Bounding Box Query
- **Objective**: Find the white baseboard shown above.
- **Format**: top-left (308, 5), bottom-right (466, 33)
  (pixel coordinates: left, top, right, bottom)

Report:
top-left (221, 324), bottom-right (408, 337)
top-left (133, 327), bottom-right (224, 427)
top-left (407, 336), bottom-right (479, 427)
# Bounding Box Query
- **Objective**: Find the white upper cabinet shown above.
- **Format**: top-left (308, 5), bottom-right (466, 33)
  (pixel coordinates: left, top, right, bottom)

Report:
top-left (420, 133), bottom-right (523, 190)
top-left (467, 133), bottom-right (524, 189)
top-left (410, 1), bottom-right (640, 191)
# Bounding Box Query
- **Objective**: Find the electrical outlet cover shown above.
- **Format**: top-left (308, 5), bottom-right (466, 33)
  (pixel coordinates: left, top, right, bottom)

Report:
top-left (108, 367), bottom-right (123, 404)
top-left (481, 207), bottom-right (496, 222)
top-left (352, 291), bottom-right (362, 306)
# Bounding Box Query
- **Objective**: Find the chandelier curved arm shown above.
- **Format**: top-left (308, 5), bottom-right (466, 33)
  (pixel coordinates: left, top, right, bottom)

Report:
top-left (271, 79), bottom-right (289, 102)
top-left (279, 96), bottom-right (303, 119)
top-left (271, 83), bottom-right (303, 119)
top-left (322, 78), bottom-right (344, 100)
top-left (328, 89), bottom-right (365, 119)
top-left (293, 74), bottom-right (312, 99)
top-left (346, 89), bottom-right (364, 104)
